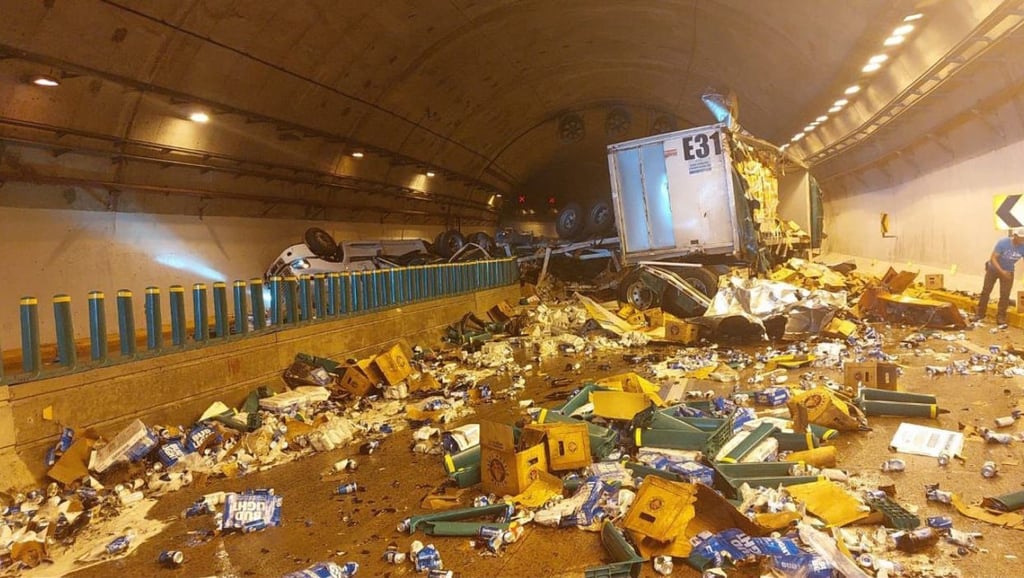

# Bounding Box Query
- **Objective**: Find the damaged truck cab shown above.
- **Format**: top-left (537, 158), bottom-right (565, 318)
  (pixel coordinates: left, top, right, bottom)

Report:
top-left (607, 122), bottom-right (823, 317)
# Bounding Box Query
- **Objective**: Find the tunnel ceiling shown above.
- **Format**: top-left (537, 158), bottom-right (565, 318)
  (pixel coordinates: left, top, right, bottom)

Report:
top-left (0, 0), bottom-right (1021, 225)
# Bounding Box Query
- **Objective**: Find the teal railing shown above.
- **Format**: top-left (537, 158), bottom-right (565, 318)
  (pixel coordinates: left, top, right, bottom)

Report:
top-left (2, 258), bottom-right (519, 385)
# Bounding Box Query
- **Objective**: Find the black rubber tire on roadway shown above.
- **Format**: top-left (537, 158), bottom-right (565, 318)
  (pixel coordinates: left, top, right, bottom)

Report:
top-left (435, 229), bottom-right (466, 258)
top-left (304, 227), bottom-right (338, 258)
top-left (556, 202), bottom-right (586, 240)
top-left (584, 200), bottom-right (615, 237)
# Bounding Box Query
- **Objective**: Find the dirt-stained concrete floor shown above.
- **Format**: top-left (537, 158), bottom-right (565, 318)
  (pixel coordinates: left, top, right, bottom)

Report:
top-left (65, 320), bottom-right (1024, 578)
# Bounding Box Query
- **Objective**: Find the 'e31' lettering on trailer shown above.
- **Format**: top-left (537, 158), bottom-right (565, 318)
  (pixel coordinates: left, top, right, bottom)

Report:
top-left (681, 131), bottom-right (722, 160)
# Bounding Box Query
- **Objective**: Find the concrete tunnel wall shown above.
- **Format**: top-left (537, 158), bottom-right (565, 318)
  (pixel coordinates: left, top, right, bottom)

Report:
top-left (0, 208), bottom-right (450, 348)
top-left (0, 283), bottom-right (521, 489)
top-left (820, 133), bottom-right (1024, 293)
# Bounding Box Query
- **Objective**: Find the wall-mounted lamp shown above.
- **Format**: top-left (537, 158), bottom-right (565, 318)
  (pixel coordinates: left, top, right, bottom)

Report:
top-left (188, 111), bottom-right (210, 123)
top-left (351, 151), bottom-right (364, 158)
top-left (425, 171), bottom-right (435, 178)
top-left (30, 75), bottom-right (60, 87)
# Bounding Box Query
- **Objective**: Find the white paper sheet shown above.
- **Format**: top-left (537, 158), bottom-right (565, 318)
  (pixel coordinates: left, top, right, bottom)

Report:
top-left (889, 422), bottom-right (964, 458)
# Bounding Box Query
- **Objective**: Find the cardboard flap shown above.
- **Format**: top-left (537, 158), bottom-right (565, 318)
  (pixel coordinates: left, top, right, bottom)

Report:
top-left (480, 421), bottom-right (516, 452)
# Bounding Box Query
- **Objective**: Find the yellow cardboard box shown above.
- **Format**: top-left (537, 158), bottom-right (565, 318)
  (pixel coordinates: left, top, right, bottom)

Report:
top-left (844, 361), bottom-right (899, 391)
top-left (664, 314), bottom-right (700, 344)
top-left (479, 421), bottom-right (548, 495)
top-left (924, 274), bottom-right (944, 290)
top-left (372, 343), bottom-right (412, 386)
top-left (525, 422), bottom-right (592, 471)
top-left (622, 476), bottom-right (697, 543)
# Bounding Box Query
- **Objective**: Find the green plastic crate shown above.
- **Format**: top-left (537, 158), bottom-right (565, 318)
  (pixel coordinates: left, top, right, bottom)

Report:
top-left (584, 520), bottom-right (645, 578)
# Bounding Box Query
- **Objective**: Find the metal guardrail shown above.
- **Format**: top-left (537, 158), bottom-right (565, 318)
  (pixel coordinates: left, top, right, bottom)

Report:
top-left (1, 258), bottom-right (520, 385)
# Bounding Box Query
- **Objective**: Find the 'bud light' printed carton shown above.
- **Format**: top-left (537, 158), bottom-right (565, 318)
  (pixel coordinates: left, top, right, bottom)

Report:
top-left (219, 490), bottom-right (283, 532)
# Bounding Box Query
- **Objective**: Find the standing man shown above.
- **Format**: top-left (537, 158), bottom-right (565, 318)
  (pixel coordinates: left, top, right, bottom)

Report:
top-left (976, 228), bottom-right (1024, 327)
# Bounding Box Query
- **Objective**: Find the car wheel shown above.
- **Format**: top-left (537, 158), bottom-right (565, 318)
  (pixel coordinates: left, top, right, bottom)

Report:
top-left (304, 227), bottom-right (338, 258)
top-left (556, 202), bottom-right (586, 240)
top-left (585, 200), bottom-right (615, 237)
top-left (435, 229), bottom-right (466, 258)
top-left (468, 232), bottom-right (496, 254)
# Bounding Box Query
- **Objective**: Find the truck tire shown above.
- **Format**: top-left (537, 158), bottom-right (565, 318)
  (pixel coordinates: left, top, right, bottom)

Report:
top-left (435, 229), bottom-right (466, 258)
top-left (304, 227), bottom-right (338, 258)
top-left (585, 200), bottom-right (615, 237)
top-left (468, 231), bottom-right (496, 254)
top-left (679, 267), bottom-right (719, 299)
top-left (617, 268), bottom-right (664, 311)
top-left (556, 202), bottom-right (586, 240)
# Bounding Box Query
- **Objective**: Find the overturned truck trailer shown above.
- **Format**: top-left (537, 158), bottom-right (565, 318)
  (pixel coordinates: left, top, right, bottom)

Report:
top-left (607, 122), bottom-right (823, 316)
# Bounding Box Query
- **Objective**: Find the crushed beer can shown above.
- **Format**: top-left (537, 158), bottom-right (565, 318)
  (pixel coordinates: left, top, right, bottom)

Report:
top-left (414, 544), bottom-right (443, 572)
top-left (105, 532), bottom-right (135, 556)
top-left (282, 561), bottom-right (358, 578)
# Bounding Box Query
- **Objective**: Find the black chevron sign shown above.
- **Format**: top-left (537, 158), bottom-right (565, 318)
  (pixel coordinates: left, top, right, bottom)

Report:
top-left (995, 194), bottom-right (1024, 229)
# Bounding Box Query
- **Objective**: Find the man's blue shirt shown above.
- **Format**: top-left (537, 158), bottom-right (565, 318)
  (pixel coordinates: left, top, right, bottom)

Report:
top-left (992, 237), bottom-right (1024, 271)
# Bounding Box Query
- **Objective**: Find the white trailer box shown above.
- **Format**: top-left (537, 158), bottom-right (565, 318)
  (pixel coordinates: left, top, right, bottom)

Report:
top-left (607, 123), bottom-right (820, 267)
top-left (608, 123), bottom-right (739, 263)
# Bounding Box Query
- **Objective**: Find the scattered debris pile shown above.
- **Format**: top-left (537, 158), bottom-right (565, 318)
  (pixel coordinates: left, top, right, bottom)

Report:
top-left (3, 256), bottom-right (1023, 577)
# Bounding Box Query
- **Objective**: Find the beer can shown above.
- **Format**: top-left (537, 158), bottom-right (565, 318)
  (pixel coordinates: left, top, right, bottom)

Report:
top-left (384, 550), bottom-right (406, 564)
top-left (427, 570), bottom-right (453, 578)
top-left (926, 516), bottom-right (953, 529)
top-left (159, 550), bottom-right (184, 567)
top-left (57, 427), bottom-right (75, 453)
top-left (478, 525), bottom-right (504, 540)
top-left (880, 458), bottom-right (905, 472)
top-left (994, 415), bottom-right (1016, 428)
top-left (241, 519), bottom-right (267, 533)
top-left (337, 483), bottom-right (360, 495)
top-left (981, 461), bottom-right (999, 478)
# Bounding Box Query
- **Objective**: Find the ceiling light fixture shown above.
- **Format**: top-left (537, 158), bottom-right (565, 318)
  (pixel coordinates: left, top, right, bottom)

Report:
top-left (425, 171), bottom-right (435, 178)
top-left (351, 151), bottom-right (364, 158)
top-left (30, 75), bottom-right (60, 87)
top-left (188, 111), bottom-right (210, 123)
top-left (791, 133), bottom-right (805, 142)
top-left (804, 125), bottom-right (816, 132)
top-left (815, 115), bottom-right (828, 122)
top-left (892, 24), bottom-right (914, 36)
top-left (868, 54), bottom-right (889, 64)
top-left (862, 62), bottom-right (882, 73)
top-left (884, 35), bottom-right (905, 46)
top-left (903, 13), bottom-right (923, 22)
top-left (834, 99), bottom-right (849, 106)
top-left (828, 106), bottom-right (842, 113)
top-left (844, 85), bottom-right (861, 95)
